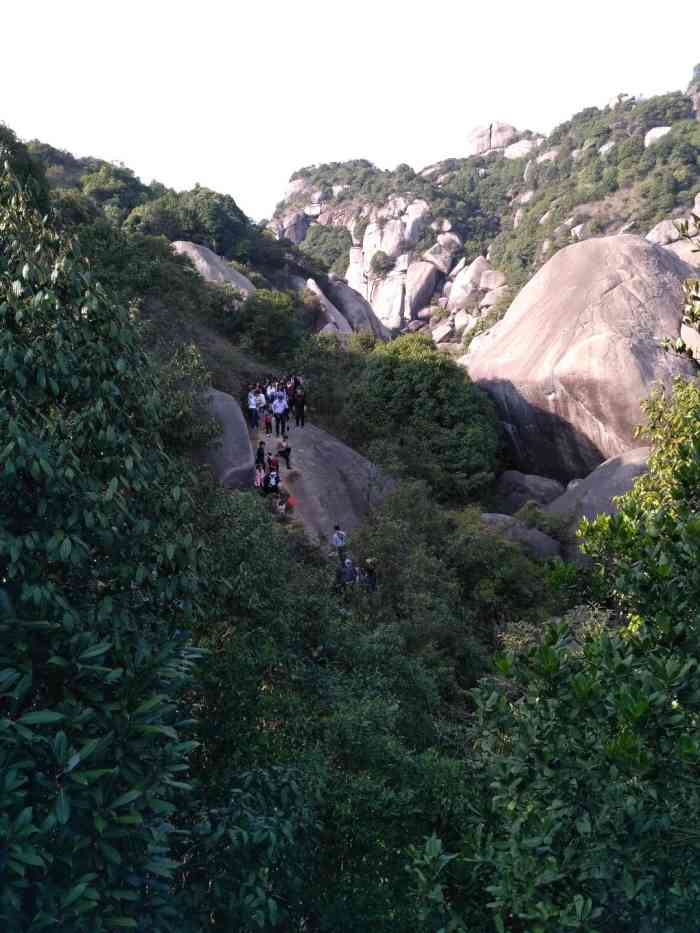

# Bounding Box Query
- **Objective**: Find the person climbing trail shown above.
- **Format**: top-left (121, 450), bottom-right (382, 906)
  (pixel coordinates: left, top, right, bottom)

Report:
top-left (254, 463), bottom-right (265, 489)
top-left (361, 558), bottom-right (377, 592)
top-left (272, 390), bottom-right (288, 437)
top-left (277, 435), bottom-right (292, 469)
top-left (263, 406), bottom-right (273, 437)
top-left (255, 440), bottom-right (266, 469)
top-left (294, 388), bottom-right (306, 428)
top-left (247, 385), bottom-right (259, 429)
top-left (332, 524), bottom-right (347, 561)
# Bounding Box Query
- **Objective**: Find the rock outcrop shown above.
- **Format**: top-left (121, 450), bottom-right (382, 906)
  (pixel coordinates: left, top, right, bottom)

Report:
top-left (326, 277), bottom-right (391, 338)
top-left (646, 197), bottom-right (700, 267)
top-left (194, 390), bottom-right (255, 488)
top-left (281, 424), bottom-right (392, 544)
top-left (544, 447), bottom-right (649, 526)
top-left (369, 274), bottom-right (406, 330)
top-left (644, 126), bottom-right (672, 148)
top-left (406, 262), bottom-right (441, 318)
top-left (466, 122), bottom-right (519, 156)
top-left (461, 235), bottom-right (697, 479)
top-left (172, 241), bottom-right (256, 294)
top-left (481, 513), bottom-right (561, 560)
top-left (305, 279), bottom-right (353, 334)
top-left (495, 470), bottom-right (566, 514)
top-left (544, 447), bottom-right (650, 561)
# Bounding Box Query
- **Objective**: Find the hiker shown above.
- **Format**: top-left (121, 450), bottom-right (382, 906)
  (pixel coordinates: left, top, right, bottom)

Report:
top-left (267, 469), bottom-right (280, 493)
top-left (362, 558), bottom-right (378, 593)
top-left (272, 391), bottom-right (288, 437)
top-left (254, 463), bottom-right (265, 490)
top-left (275, 494), bottom-right (289, 519)
top-left (263, 406), bottom-right (273, 437)
top-left (265, 380), bottom-right (276, 403)
top-left (267, 452), bottom-right (279, 474)
top-left (293, 389), bottom-right (306, 428)
top-left (334, 556), bottom-right (357, 594)
top-left (277, 435), bottom-right (291, 470)
top-left (332, 524), bottom-right (347, 561)
top-left (247, 385), bottom-right (259, 429)
top-left (255, 441), bottom-right (266, 469)
top-left (255, 385), bottom-right (266, 416)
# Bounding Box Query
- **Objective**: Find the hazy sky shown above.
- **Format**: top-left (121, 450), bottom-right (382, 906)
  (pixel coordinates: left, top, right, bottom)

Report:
top-left (3, 1), bottom-right (698, 219)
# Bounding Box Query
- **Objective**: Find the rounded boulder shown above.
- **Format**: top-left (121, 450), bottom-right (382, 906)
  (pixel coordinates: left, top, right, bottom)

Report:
top-left (462, 235), bottom-right (696, 479)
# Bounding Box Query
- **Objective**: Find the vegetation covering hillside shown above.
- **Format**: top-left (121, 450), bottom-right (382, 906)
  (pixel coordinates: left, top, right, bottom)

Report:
top-left (279, 78), bottom-right (700, 292)
top-left (3, 92), bottom-right (700, 932)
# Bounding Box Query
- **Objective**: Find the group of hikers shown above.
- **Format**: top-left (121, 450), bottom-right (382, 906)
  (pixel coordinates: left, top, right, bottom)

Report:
top-left (246, 374), bottom-right (306, 435)
top-left (247, 375), bottom-right (303, 510)
top-left (331, 525), bottom-right (377, 595)
top-left (245, 375), bottom-right (377, 593)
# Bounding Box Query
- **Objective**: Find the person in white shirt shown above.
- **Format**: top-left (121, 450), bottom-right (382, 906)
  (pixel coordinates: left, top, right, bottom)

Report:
top-left (331, 525), bottom-right (347, 560)
top-left (247, 386), bottom-right (259, 429)
top-left (272, 391), bottom-right (288, 437)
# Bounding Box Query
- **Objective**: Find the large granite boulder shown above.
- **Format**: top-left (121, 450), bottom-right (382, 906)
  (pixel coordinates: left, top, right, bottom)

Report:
top-left (172, 241), bottom-right (256, 293)
top-left (481, 513), bottom-right (561, 560)
top-left (544, 447), bottom-right (650, 526)
top-left (466, 122), bottom-right (519, 156)
top-left (495, 470), bottom-right (566, 514)
top-left (326, 278), bottom-right (391, 338)
top-left (504, 139), bottom-right (537, 160)
top-left (371, 274), bottom-right (406, 330)
top-left (193, 390), bottom-right (254, 488)
top-left (281, 424), bottom-right (393, 544)
top-left (462, 235), bottom-right (697, 479)
top-left (406, 261), bottom-right (441, 318)
top-left (544, 447), bottom-right (650, 562)
top-left (305, 279), bottom-right (353, 334)
top-left (447, 256), bottom-right (490, 311)
top-left (646, 212), bottom-right (700, 268)
top-left (644, 126), bottom-right (672, 147)
top-left (280, 211), bottom-right (311, 243)
top-left (403, 199), bottom-right (432, 242)
top-left (423, 233), bottom-right (462, 275)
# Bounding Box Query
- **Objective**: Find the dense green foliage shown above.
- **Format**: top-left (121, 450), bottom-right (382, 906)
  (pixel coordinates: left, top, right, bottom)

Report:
top-left (2, 127), bottom-right (50, 212)
top-left (227, 288), bottom-right (320, 360)
top-left (0, 169), bottom-right (207, 930)
top-left (296, 333), bottom-right (500, 502)
top-left (299, 223), bottom-right (352, 275)
top-left (452, 377), bottom-right (700, 932)
top-left (370, 249), bottom-right (395, 275)
top-left (5, 95), bottom-right (700, 932)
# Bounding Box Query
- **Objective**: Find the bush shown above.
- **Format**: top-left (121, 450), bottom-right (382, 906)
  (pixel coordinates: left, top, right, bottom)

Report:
top-left (346, 334), bottom-right (500, 501)
top-left (299, 223), bottom-right (352, 273)
top-left (370, 249), bottom-right (395, 275)
top-left (461, 377), bottom-right (700, 932)
top-left (0, 168), bottom-right (205, 930)
top-left (230, 288), bottom-right (318, 360)
top-left (124, 184), bottom-right (252, 260)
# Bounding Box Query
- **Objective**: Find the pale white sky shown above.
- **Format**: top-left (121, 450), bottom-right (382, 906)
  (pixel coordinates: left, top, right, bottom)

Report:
top-left (3, 1), bottom-right (698, 219)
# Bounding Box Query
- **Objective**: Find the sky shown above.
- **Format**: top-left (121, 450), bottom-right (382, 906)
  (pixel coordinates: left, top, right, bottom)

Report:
top-left (3, 0), bottom-right (698, 220)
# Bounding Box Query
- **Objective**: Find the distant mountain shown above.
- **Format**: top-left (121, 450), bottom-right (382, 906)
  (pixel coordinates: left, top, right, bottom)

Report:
top-left (271, 68), bottom-right (700, 337)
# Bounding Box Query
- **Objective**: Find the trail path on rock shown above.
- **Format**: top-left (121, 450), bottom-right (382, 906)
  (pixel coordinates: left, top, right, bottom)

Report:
top-left (251, 420), bottom-right (389, 545)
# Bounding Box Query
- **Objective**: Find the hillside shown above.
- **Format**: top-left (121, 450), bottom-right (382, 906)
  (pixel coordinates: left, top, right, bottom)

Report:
top-left (272, 69), bottom-right (700, 342)
top-left (4, 61), bottom-right (700, 933)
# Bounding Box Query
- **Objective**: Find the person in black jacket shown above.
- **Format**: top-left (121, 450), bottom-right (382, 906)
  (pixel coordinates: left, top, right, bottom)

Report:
top-left (293, 389), bottom-right (306, 428)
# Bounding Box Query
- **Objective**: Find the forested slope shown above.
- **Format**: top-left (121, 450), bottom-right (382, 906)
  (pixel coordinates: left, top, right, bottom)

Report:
top-left (2, 92), bottom-right (700, 932)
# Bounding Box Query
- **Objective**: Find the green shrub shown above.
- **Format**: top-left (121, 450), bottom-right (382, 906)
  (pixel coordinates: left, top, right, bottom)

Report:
top-left (0, 168), bottom-right (205, 930)
top-left (299, 222), bottom-right (352, 272)
top-left (370, 249), bottom-right (395, 275)
top-left (346, 334), bottom-right (500, 501)
top-left (231, 288), bottom-right (317, 360)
